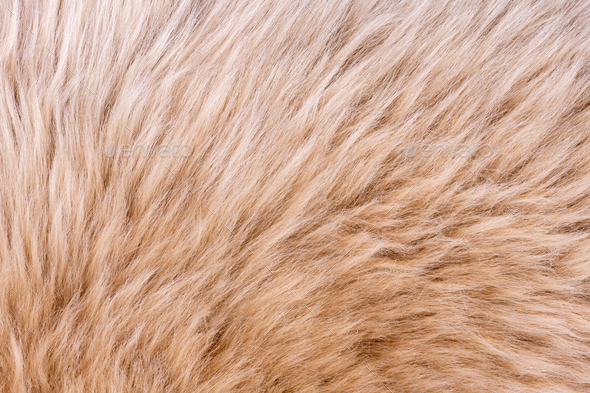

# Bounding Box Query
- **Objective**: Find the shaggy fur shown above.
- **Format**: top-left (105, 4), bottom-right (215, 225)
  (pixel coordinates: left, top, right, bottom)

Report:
top-left (2, 0), bottom-right (590, 392)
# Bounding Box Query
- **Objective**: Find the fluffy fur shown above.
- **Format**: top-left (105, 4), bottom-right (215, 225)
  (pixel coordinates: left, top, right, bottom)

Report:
top-left (2, 0), bottom-right (590, 392)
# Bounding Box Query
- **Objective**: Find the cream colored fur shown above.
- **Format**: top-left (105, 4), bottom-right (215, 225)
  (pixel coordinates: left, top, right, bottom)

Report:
top-left (1, 0), bottom-right (590, 392)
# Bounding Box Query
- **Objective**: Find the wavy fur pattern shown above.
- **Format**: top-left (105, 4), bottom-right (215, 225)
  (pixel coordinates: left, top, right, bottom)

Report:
top-left (1, 0), bottom-right (590, 392)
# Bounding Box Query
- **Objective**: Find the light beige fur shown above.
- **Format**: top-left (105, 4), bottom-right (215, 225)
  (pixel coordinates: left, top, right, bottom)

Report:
top-left (1, 0), bottom-right (590, 392)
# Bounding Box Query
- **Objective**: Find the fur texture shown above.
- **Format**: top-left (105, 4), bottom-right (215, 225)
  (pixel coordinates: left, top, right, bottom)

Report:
top-left (2, 0), bottom-right (590, 392)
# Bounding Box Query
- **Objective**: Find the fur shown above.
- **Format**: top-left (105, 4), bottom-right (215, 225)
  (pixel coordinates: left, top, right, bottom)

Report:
top-left (1, 0), bottom-right (590, 391)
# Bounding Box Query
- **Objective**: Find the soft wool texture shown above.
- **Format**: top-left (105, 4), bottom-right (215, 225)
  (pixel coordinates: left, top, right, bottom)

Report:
top-left (1, 0), bottom-right (590, 392)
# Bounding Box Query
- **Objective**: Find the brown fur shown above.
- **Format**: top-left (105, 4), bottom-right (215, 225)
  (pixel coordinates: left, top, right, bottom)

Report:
top-left (1, 0), bottom-right (590, 392)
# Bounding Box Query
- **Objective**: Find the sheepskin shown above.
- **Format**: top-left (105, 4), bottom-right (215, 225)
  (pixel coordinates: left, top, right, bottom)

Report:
top-left (1, 0), bottom-right (590, 392)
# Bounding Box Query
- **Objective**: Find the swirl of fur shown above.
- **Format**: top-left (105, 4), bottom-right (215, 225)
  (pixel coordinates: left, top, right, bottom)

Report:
top-left (1, 1), bottom-right (590, 392)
